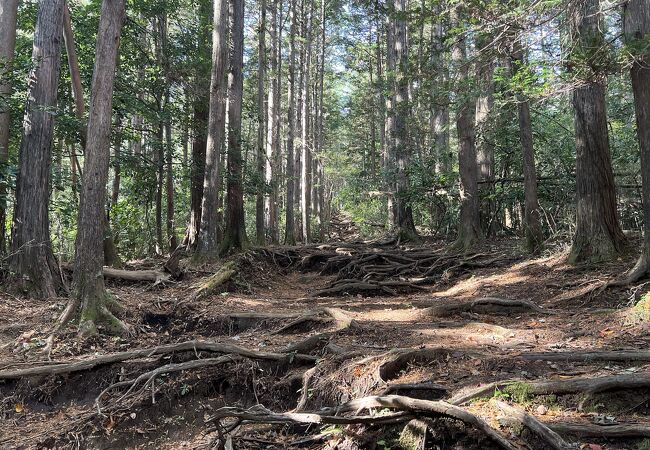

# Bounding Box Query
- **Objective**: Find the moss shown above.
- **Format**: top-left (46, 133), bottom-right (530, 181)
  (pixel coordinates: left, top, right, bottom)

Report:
top-left (503, 381), bottom-right (533, 403)
top-left (193, 261), bottom-right (237, 300)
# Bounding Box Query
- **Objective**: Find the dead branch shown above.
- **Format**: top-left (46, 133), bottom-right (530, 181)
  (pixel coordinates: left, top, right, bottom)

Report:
top-left (494, 400), bottom-right (575, 450)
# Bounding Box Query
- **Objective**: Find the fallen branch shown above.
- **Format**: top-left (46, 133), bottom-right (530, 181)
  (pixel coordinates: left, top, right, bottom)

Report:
top-left (192, 261), bottom-right (237, 300)
top-left (494, 400), bottom-right (574, 450)
top-left (61, 262), bottom-right (171, 283)
top-left (0, 340), bottom-right (316, 379)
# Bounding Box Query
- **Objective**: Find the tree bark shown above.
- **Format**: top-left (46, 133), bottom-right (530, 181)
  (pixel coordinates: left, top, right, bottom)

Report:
top-left (10, 0), bottom-right (65, 298)
top-left (285, 0), bottom-right (298, 245)
top-left (568, 0), bottom-right (625, 264)
top-left (72, 0), bottom-right (127, 335)
top-left (63, 2), bottom-right (87, 149)
top-left (511, 44), bottom-right (543, 253)
top-left (197, 0), bottom-right (230, 258)
top-left (165, 114), bottom-right (176, 252)
top-left (265, 0), bottom-right (279, 243)
top-left (392, 0), bottom-right (417, 241)
top-left (256, 0), bottom-right (267, 245)
top-left (451, 5), bottom-right (481, 250)
top-left (300, 2), bottom-right (313, 243)
top-left (622, 0), bottom-right (650, 278)
top-left (0, 0), bottom-right (19, 255)
top-left (474, 34), bottom-right (495, 235)
top-left (221, 0), bottom-right (247, 254)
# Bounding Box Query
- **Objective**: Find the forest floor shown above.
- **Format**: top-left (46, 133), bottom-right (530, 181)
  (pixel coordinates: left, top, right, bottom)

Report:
top-left (1, 236), bottom-right (650, 449)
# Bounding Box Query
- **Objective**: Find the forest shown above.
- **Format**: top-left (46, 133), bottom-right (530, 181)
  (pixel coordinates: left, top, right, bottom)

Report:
top-left (1, 0), bottom-right (650, 448)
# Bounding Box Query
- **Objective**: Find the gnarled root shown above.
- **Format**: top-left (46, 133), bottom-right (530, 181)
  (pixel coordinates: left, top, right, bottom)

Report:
top-left (494, 400), bottom-right (574, 450)
top-left (416, 297), bottom-right (554, 319)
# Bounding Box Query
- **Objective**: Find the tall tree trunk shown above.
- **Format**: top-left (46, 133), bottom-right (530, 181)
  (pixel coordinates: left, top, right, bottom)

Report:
top-left (384, 11), bottom-right (396, 228)
top-left (221, 0), bottom-right (247, 254)
top-left (256, 0), bottom-right (267, 245)
top-left (300, 3), bottom-right (312, 243)
top-left (165, 113), bottom-right (177, 252)
top-left (622, 0), bottom-right (650, 278)
top-left (265, 0), bottom-right (279, 243)
top-left (0, 0), bottom-right (19, 255)
top-left (71, 0), bottom-right (127, 335)
top-left (392, 0), bottom-right (417, 241)
top-left (316, 0), bottom-right (326, 239)
top-left (568, 0), bottom-right (625, 264)
top-left (451, 5), bottom-right (481, 250)
top-left (431, 7), bottom-right (450, 173)
top-left (10, 0), bottom-right (65, 298)
top-left (474, 34), bottom-right (495, 234)
top-left (155, 120), bottom-right (164, 254)
top-left (510, 44), bottom-right (544, 253)
top-left (285, 0), bottom-right (297, 244)
top-left (197, 0), bottom-right (230, 258)
top-left (187, 101), bottom-right (208, 249)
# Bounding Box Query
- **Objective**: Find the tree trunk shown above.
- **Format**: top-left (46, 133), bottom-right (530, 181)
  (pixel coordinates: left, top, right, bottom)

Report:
top-left (197, 0), bottom-right (230, 258)
top-left (384, 11), bottom-right (396, 228)
top-left (10, 0), bottom-right (65, 298)
top-left (300, 3), bottom-right (312, 243)
top-left (392, 0), bottom-right (417, 241)
top-left (0, 0), bottom-right (19, 255)
top-left (511, 45), bottom-right (543, 253)
top-left (623, 0), bottom-right (650, 277)
top-left (568, 0), bottom-right (625, 264)
top-left (221, 0), bottom-right (247, 254)
top-left (256, 0), bottom-right (267, 245)
top-left (265, 0), bottom-right (279, 243)
top-left (165, 114), bottom-right (177, 252)
top-left (72, 0), bottom-right (127, 335)
top-left (285, 0), bottom-right (298, 245)
top-left (474, 34), bottom-right (495, 235)
top-left (187, 100), bottom-right (207, 249)
top-left (155, 121), bottom-right (164, 254)
top-left (451, 5), bottom-right (481, 250)
top-left (431, 6), bottom-right (450, 173)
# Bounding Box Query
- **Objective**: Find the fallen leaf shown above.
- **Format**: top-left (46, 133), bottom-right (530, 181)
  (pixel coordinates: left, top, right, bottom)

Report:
top-left (14, 403), bottom-right (23, 413)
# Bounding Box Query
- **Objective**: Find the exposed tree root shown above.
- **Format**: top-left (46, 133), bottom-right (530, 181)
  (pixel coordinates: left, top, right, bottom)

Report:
top-left (191, 261), bottom-right (237, 300)
top-left (207, 395), bottom-right (517, 450)
top-left (449, 372), bottom-right (650, 405)
top-left (546, 422), bottom-right (650, 438)
top-left (416, 297), bottom-right (554, 318)
top-left (0, 340), bottom-right (316, 379)
top-left (95, 355), bottom-right (244, 413)
top-left (378, 348), bottom-right (465, 382)
top-left (273, 307), bottom-right (360, 334)
top-left (520, 350), bottom-right (650, 362)
top-left (381, 382), bottom-right (448, 396)
top-left (494, 400), bottom-right (575, 450)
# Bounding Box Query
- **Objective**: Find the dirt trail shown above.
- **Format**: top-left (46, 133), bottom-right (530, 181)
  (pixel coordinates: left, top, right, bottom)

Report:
top-left (1, 238), bottom-right (649, 449)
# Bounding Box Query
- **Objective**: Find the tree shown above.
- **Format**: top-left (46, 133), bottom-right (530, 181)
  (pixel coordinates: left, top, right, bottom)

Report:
top-left (285, 0), bottom-right (298, 245)
top-left (197, 0), bottom-right (230, 258)
top-left (0, 0), bottom-right (19, 254)
top-left (620, 0), bottom-right (650, 281)
top-left (221, 0), bottom-right (248, 254)
top-left (300, 0), bottom-right (313, 243)
top-left (430, 5), bottom-right (450, 174)
top-left (70, 0), bottom-right (127, 335)
top-left (511, 41), bottom-right (543, 253)
top-left (265, 0), bottom-right (280, 243)
top-left (391, 0), bottom-right (417, 241)
top-left (256, 0), bottom-right (267, 245)
top-left (10, 0), bottom-right (65, 298)
top-left (451, 5), bottom-right (481, 250)
top-left (567, 0), bottom-right (625, 264)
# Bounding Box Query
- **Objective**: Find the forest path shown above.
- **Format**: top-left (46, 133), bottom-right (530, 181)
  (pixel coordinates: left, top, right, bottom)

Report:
top-left (1, 239), bottom-right (650, 449)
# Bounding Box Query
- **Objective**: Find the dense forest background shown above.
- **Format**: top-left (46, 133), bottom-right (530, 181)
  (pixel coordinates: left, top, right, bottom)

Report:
top-left (0, 0), bottom-right (646, 266)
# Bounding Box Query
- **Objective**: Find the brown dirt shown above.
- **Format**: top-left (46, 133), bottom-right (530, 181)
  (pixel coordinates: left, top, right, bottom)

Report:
top-left (1, 237), bottom-right (649, 449)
